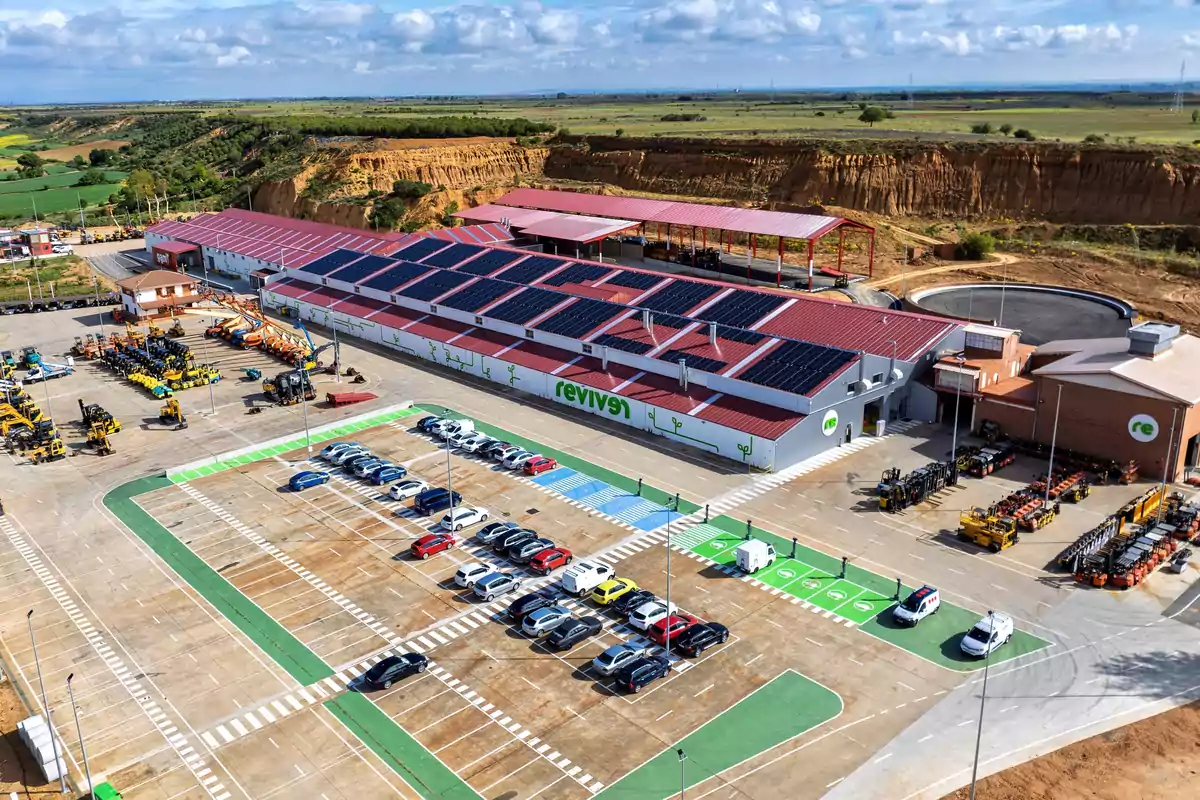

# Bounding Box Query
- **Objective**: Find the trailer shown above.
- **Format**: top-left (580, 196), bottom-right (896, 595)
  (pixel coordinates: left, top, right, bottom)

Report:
top-left (326, 391), bottom-right (377, 407)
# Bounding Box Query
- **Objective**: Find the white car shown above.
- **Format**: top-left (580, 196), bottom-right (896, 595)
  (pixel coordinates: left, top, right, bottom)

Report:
top-left (592, 642), bottom-right (648, 676)
top-left (447, 430), bottom-right (478, 448)
top-left (454, 562), bottom-right (493, 588)
top-left (354, 459), bottom-right (393, 478)
top-left (321, 442), bottom-right (360, 461)
top-left (441, 507), bottom-right (490, 532)
top-left (333, 447), bottom-right (370, 465)
top-left (438, 420), bottom-right (475, 440)
top-left (458, 434), bottom-right (493, 453)
top-left (521, 606), bottom-right (572, 637)
top-left (491, 445), bottom-right (523, 462)
top-left (892, 586), bottom-right (941, 627)
top-left (960, 612), bottom-right (1014, 658)
top-left (389, 479), bottom-right (430, 501)
top-left (629, 600), bottom-right (678, 631)
top-left (502, 450), bottom-right (538, 470)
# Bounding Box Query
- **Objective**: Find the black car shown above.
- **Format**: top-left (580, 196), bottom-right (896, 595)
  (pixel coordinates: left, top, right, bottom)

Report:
top-left (614, 655), bottom-right (671, 693)
top-left (417, 415), bottom-right (444, 432)
top-left (546, 616), bottom-right (603, 650)
top-left (676, 622), bottom-right (729, 657)
top-left (612, 589), bottom-right (657, 617)
top-left (483, 440), bottom-right (514, 457)
top-left (361, 652), bottom-right (428, 689)
top-left (414, 488), bottom-right (463, 515)
top-left (494, 528), bottom-right (536, 555)
top-left (509, 537), bottom-right (555, 564)
top-left (508, 592), bottom-right (554, 623)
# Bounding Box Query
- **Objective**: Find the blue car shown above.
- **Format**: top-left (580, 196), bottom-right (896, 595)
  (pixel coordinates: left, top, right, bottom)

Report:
top-left (289, 471), bottom-right (330, 491)
top-left (371, 466), bottom-right (408, 485)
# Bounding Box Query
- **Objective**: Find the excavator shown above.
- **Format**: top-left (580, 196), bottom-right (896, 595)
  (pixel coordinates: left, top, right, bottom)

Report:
top-left (87, 423), bottom-right (114, 456)
top-left (159, 398), bottom-right (187, 429)
top-left (262, 369), bottom-right (315, 406)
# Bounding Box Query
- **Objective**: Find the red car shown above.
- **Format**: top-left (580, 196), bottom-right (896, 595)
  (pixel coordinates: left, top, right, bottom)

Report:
top-left (524, 456), bottom-right (558, 476)
top-left (649, 614), bottom-right (699, 647)
top-left (411, 533), bottom-right (456, 560)
top-left (530, 546), bottom-right (572, 574)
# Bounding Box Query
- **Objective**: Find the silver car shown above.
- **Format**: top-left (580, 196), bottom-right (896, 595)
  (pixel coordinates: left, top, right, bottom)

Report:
top-left (474, 572), bottom-right (522, 602)
top-left (476, 520), bottom-right (521, 545)
top-left (592, 643), bottom-right (647, 676)
top-left (521, 606), bottom-right (571, 637)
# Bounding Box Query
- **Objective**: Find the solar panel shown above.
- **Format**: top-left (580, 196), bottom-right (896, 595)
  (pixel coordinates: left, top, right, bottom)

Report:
top-left (535, 299), bottom-right (625, 338)
top-left (637, 280), bottom-right (721, 314)
top-left (696, 290), bottom-right (787, 328)
top-left (326, 255), bottom-right (394, 284)
top-left (605, 270), bottom-right (663, 290)
top-left (652, 313), bottom-right (692, 330)
top-left (592, 333), bottom-right (653, 355)
top-left (658, 349), bottom-right (727, 375)
top-left (495, 256), bottom-right (563, 285)
top-left (485, 287), bottom-right (565, 325)
top-left (394, 238), bottom-right (451, 262)
top-left (716, 325), bottom-right (767, 345)
top-left (541, 263), bottom-right (613, 287)
top-left (300, 250), bottom-right (361, 275)
top-left (455, 248), bottom-right (526, 276)
top-left (439, 278), bottom-right (515, 312)
top-left (736, 341), bottom-right (857, 396)
top-left (399, 270), bottom-right (476, 302)
top-left (422, 243), bottom-right (487, 268)
top-left (359, 261), bottom-right (432, 292)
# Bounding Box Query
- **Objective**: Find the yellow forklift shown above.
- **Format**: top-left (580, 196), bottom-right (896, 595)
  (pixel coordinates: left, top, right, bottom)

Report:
top-left (957, 508), bottom-right (1021, 552)
top-left (79, 399), bottom-right (122, 435)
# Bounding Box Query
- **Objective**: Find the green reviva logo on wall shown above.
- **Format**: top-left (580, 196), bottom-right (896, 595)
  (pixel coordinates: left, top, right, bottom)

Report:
top-left (1128, 413), bottom-right (1159, 443)
top-left (821, 409), bottom-right (839, 436)
top-left (555, 380), bottom-right (631, 420)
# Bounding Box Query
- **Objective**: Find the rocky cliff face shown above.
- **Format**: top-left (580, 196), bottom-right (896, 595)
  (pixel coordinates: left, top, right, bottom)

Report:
top-left (545, 137), bottom-right (1200, 225)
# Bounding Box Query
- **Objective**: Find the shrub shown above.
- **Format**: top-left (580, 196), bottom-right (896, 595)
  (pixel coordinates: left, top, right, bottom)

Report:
top-left (970, 122), bottom-right (993, 135)
top-left (956, 233), bottom-right (996, 261)
top-left (391, 179), bottom-right (432, 199)
top-left (74, 168), bottom-right (109, 186)
top-left (1082, 133), bottom-right (1105, 144)
top-left (815, 111), bottom-right (826, 117)
top-left (660, 113), bottom-right (706, 122)
top-left (998, 124), bottom-right (1013, 136)
top-left (615, 128), bottom-right (624, 137)
top-left (1013, 128), bottom-right (1036, 141)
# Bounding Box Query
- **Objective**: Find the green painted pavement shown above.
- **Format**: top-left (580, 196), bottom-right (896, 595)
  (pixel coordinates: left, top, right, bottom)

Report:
top-left (104, 475), bottom-right (479, 799)
top-left (594, 670), bottom-right (841, 799)
top-left (169, 406), bottom-right (421, 483)
top-left (415, 403), bottom-right (702, 515)
top-left (681, 517), bottom-right (1052, 671)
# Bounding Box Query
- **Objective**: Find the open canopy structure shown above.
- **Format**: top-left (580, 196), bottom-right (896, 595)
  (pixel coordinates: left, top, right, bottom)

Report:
top-left (455, 203), bottom-right (640, 244)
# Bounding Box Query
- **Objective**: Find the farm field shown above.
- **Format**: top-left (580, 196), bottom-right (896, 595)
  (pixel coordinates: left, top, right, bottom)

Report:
top-left (0, 254), bottom-right (110, 302)
top-left (0, 181), bottom-right (123, 220)
top-left (0, 169), bottom-right (126, 194)
top-left (36, 138), bottom-right (128, 161)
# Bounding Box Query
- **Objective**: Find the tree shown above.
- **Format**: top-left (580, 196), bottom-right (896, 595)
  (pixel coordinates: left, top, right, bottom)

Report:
top-left (615, 128), bottom-right (624, 137)
top-left (998, 124), bottom-right (1013, 136)
top-left (1082, 133), bottom-right (1105, 144)
top-left (956, 233), bottom-right (996, 261)
top-left (858, 106), bottom-right (887, 127)
top-left (89, 148), bottom-right (116, 166)
top-left (71, 155), bottom-right (88, 169)
top-left (1192, 109), bottom-right (1200, 124)
top-left (1013, 128), bottom-right (1036, 141)
top-left (16, 152), bottom-right (45, 178)
top-left (391, 179), bottom-right (432, 199)
top-left (970, 122), bottom-right (994, 134)
top-left (858, 102), bottom-right (868, 111)
top-left (75, 168), bottom-right (109, 186)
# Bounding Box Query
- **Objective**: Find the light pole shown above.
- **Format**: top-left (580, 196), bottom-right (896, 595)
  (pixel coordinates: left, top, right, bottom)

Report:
top-left (28, 610), bottom-right (67, 794)
top-left (1043, 383), bottom-right (1063, 507)
top-left (997, 259), bottom-right (1008, 328)
top-left (198, 325), bottom-right (217, 416)
top-left (968, 610), bottom-right (996, 800)
top-left (678, 748), bottom-right (688, 799)
top-left (300, 376), bottom-right (311, 452)
top-left (66, 673), bottom-right (94, 799)
top-left (665, 495), bottom-right (675, 656)
top-left (1156, 408), bottom-right (1180, 524)
top-left (42, 368), bottom-right (56, 422)
top-left (445, 425), bottom-right (455, 514)
top-left (950, 354), bottom-right (965, 463)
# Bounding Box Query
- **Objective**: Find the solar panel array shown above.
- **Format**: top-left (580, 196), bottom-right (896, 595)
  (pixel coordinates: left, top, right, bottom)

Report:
top-left (438, 278), bottom-right (514, 312)
top-left (485, 287), bottom-right (565, 325)
top-left (541, 263), bottom-right (613, 287)
top-left (605, 270), bottom-right (664, 290)
top-left (652, 313), bottom-right (692, 330)
top-left (715, 325), bottom-right (767, 345)
top-left (422, 243), bottom-right (487, 268)
top-left (394, 238), bottom-right (451, 262)
top-left (695, 290), bottom-right (787, 328)
top-left (658, 349), bottom-right (727, 375)
top-left (454, 248), bottom-right (526, 276)
top-left (736, 340), bottom-right (857, 395)
top-left (300, 250), bottom-right (362, 275)
top-left (638, 280), bottom-right (721, 314)
top-left (360, 261), bottom-right (432, 292)
top-left (495, 256), bottom-right (564, 285)
top-left (593, 333), bottom-right (653, 355)
top-left (535, 299), bottom-right (625, 338)
top-left (399, 270), bottom-right (475, 302)
top-left (326, 254), bottom-right (394, 284)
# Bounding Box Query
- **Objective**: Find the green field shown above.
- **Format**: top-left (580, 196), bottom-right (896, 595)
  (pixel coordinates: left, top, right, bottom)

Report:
top-left (0, 181), bottom-right (123, 220)
top-left (0, 169), bottom-right (126, 194)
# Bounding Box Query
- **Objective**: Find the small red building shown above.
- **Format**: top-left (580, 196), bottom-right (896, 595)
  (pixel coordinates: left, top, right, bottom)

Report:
top-left (150, 240), bottom-right (201, 272)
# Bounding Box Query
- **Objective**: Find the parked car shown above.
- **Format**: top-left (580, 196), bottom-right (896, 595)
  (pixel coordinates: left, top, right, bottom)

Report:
top-left (474, 572), bottom-right (522, 602)
top-left (546, 616), bottom-right (603, 650)
top-left (454, 562), bottom-right (493, 588)
top-left (676, 622), bottom-right (730, 657)
top-left (414, 488), bottom-right (462, 515)
top-left (562, 562), bottom-right (615, 596)
top-left (321, 441), bottom-right (360, 460)
top-left (524, 456), bottom-right (558, 476)
top-left (458, 433), bottom-right (494, 453)
top-left (437, 419), bottom-right (475, 440)
top-left (508, 592), bottom-right (554, 624)
top-left (360, 652), bottom-right (427, 690)
top-left (591, 577), bottom-right (638, 606)
top-left (448, 430), bottom-right (478, 448)
top-left (592, 642), bottom-right (649, 677)
top-left (490, 444), bottom-right (523, 462)
top-left (629, 600), bottom-right (678, 631)
top-left (288, 470), bottom-right (330, 491)
top-left (521, 605), bottom-right (572, 637)
top-left (649, 613), bottom-right (700, 647)
top-left (354, 458), bottom-right (391, 478)
top-left (615, 655), bottom-right (672, 694)
top-left (476, 520), bottom-right (522, 545)
top-left (611, 589), bottom-right (657, 617)
top-left (411, 533), bottom-right (456, 560)
top-left (892, 586), bottom-right (941, 627)
top-left (484, 441), bottom-right (515, 458)
top-left (502, 450), bottom-right (538, 470)
top-left (332, 447), bottom-right (369, 465)
top-left (440, 507), bottom-right (489, 532)
top-left (530, 546), bottom-right (572, 574)
top-left (960, 613), bottom-right (1014, 658)
top-left (494, 528), bottom-right (536, 555)
top-left (388, 479), bottom-right (430, 501)
top-left (371, 466), bottom-right (408, 485)
top-left (417, 415), bottom-right (446, 433)
top-left (510, 537), bottom-right (556, 564)
top-left (342, 454), bottom-right (378, 473)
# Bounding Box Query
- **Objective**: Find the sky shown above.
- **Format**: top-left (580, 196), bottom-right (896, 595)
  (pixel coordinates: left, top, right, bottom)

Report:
top-left (0, 0), bottom-right (1197, 104)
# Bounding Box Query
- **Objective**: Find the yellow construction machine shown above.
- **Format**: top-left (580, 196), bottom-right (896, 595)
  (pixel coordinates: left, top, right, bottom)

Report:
top-left (28, 437), bottom-right (66, 463)
top-left (957, 507), bottom-right (1021, 552)
top-left (79, 399), bottom-right (121, 436)
top-left (159, 398), bottom-right (188, 429)
top-left (87, 423), bottom-right (114, 456)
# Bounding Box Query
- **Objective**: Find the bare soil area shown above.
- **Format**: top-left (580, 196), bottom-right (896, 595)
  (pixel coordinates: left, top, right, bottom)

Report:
top-left (943, 701), bottom-right (1200, 800)
top-left (343, 136), bottom-right (513, 151)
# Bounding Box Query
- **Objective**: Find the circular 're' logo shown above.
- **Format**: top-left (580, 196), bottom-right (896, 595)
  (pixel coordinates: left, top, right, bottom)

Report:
top-left (1129, 414), bottom-right (1159, 443)
top-left (822, 409), bottom-right (839, 437)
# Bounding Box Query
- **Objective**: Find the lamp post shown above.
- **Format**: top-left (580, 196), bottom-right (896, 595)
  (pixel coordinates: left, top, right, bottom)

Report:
top-left (1043, 383), bottom-right (1063, 507)
top-left (66, 673), bottom-right (95, 799)
top-left (678, 748), bottom-right (688, 799)
top-left (28, 611), bottom-right (67, 794)
top-left (968, 610), bottom-right (997, 800)
top-left (300, 377), bottom-right (311, 452)
top-left (950, 354), bottom-right (966, 463)
top-left (664, 493), bottom-right (679, 656)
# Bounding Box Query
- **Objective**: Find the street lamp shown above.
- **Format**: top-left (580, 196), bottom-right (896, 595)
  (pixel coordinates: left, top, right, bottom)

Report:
top-left (968, 610), bottom-right (996, 800)
top-left (28, 610), bottom-right (67, 794)
top-left (950, 354), bottom-right (966, 464)
top-left (66, 673), bottom-right (95, 799)
top-left (665, 493), bottom-right (679, 656)
top-left (1043, 384), bottom-right (1063, 508)
top-left (678, 748), bottom-right (688, 799)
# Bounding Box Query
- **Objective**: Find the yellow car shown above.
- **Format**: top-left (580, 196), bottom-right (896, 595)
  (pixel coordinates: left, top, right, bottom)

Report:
top-left (592, 577), bottom-right (638, 606)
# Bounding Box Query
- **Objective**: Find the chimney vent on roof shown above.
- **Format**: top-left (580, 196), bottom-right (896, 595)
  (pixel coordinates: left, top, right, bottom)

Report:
top-left (1127, 321), bottom-right (1178, 358)
top-left (709, 324), bottom-right (717, 348)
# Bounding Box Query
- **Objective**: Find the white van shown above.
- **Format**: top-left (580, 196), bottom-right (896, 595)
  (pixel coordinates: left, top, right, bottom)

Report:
top-left (892, 586), bottom-right (941, 627)
top-left (734, 540), bottom-right (776, 573)
top-left (438, 419), bottom-right (476, 440)
top-left (560, 562), bottom-right (614, 596)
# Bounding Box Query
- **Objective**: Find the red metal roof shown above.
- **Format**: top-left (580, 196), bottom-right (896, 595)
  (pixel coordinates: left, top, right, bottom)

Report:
top-left (417, 223), bottom-right (514, 244)
top-left (366, 305), bottom-right (426, 330)
top-left (517, 215), bottom-right (640, 244)
top-left (300, 286), bottom-right (353, 308)
top-left (619, 372), bottom-right (711, 416)
top-left (754, 298), bottom-right (957, 361)
top-left (405, 316), bottom-right (472, 343)
top-left (445, 328), bottom-right (521, 356)
top-left (330, 295), bottom-right (390, 318)
top-left (696, 394), bottom-right (805, 439)
top-left (453, 204), bottom-right (559, 227)
top-left (266, 278), bottom-right (315, 300)
top-left (555, 357), bottom-right (640, 391)
top-left (151, 240), bottom-right (199, 255)
top-left (496, 341), bottom-right (572, 374)
top-left (496, 188), bottom-right (865, 241)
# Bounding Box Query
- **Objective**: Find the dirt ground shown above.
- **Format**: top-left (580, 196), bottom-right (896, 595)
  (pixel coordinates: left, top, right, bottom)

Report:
top-left (36, 139), bottom-right (128, 162)
top-left (0, 676), bottom-right (53, 797)
top-left (942, 701), bottom-right (1200, 800)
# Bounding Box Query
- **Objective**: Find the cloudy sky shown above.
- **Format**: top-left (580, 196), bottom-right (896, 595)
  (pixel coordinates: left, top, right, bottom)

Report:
top-left (0, 1), bottom-right (1196, 103)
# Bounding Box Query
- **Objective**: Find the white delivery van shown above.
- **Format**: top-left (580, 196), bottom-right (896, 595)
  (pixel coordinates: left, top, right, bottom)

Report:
top-left (560, 562), bottom-right (614, 596)
top-left (734, 540), bottom-right (776, 573)
top-left (438, 419), bottom-right (476, 439)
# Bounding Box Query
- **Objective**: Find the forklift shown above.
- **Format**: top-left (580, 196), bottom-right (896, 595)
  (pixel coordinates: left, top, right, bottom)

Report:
top-left (79, 399), bottom-right (122, 435)
top-left (159, 398), bottom-right (188, 429)
top-left (958, 508), bottom-right (1021, 552)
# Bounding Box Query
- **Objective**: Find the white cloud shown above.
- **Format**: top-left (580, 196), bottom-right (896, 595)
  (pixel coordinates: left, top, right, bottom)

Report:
top-left (353, 59), bottom-right (370, 73)
top-left (215, 45), bottom-right (250, 67)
